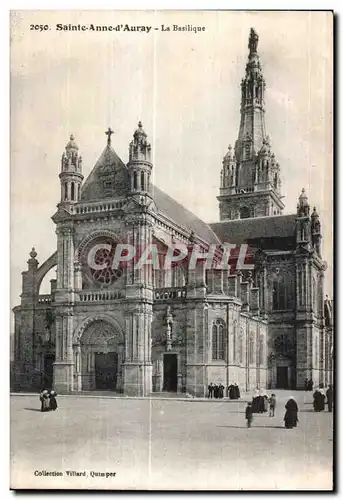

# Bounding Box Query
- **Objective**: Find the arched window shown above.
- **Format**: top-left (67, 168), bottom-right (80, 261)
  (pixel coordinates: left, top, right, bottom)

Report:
top-left (154, 269), bottom-right (165, 288)
top-left (272, 274), bottom-right (294, 310)
top-left (239, 329), bottom-right (244, 365)
top-left (232, 321), bottom-right (237, 363)
top-left (141, 171), bottom-right (145, 191)
top-left (171, 266), bottom-right (186, 287)
top-left (240, 206), bottom-right (250, 219)
top-left (313, 336), bottom-right (318, 369)
top-left (249, 335), bottom-right (255, 365)
top-left (212, 324), bottom-right (218, 360)
top-left (77, 184), bottom-right (80, 200)
top-left (259, 336), bottom-right (265, 366)
top-left (274, 334), bottom-right (293, 357)
top-left (133, 171), bottom-right (138, 190)
top-left (312, 277), bottom-right (317, 314)
top-left (244, 143), bottom-right (251, 161)
top-left (218, 324), bottom-right (224, 360)
top-left (64, 182), bottom-right (68, 200)
top-left (71, 182), bottom-right (75, 201)
top-left (212, 320), bottom-right (226, 361)
top-left (274, 173), bottom-right (278, 189)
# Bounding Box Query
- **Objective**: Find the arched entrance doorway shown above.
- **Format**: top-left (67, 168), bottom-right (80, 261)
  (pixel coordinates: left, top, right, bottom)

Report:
top-left (76, 319), bottom-right (124, 392)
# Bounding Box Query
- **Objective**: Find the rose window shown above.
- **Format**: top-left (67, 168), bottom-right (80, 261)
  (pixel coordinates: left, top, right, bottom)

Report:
top-left (81, 236), bottom-right (123, 288)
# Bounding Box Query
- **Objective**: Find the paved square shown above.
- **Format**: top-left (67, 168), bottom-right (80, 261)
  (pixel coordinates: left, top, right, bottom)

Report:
top-left (10, 391), bottom-right (333, 490)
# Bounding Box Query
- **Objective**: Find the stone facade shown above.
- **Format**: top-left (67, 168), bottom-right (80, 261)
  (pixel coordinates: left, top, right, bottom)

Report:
top-left (12, 28), bottom-right (332, 395)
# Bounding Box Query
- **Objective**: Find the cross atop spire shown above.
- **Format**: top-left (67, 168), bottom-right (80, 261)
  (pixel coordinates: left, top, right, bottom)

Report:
top-left (105, 127), bottom-right (114, 146)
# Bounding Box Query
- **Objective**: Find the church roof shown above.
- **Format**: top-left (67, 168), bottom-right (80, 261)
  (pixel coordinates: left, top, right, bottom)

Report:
top-left (81, 145), bottom-right (130, 201)
top-left (210, 214), bottom-right (297, 244)
top-left (152, 186), bottom-right (221, 245)
top-left (80, 145), bottom-right (220, 244)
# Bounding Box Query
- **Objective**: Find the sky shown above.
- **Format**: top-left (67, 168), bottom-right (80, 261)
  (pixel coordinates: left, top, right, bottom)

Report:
top-left (10, 10), bottom-right (333, 314)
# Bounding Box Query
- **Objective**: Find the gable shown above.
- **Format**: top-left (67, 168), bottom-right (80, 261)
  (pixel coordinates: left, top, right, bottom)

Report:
top-left (81, 145), bottom-right (130, 201)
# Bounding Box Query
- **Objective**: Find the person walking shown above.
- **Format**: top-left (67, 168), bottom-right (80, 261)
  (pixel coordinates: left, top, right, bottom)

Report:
top-left (326, 385), bottom-right (333, 412)
top-left (269, 393), bottom-right (276, 417)
top-left (234, 383), bottom-right (240, 399)
top-left (39, 389), bottom-right (50, 412)
top-left (49, 390), bottom-right (58, 411)
top-left (208, 383), bottom-right (214, 399)
top-left (284, 397), bottom-right (299, 429)
top-left (219, 383), bottom-right (224, 399)
top-left (313, 388), bottom-right (325, 412)
top-left (245, 402), bottom-right (253, 428)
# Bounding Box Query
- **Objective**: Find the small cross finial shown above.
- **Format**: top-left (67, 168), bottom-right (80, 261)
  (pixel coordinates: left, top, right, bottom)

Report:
top-left (138, 121), bottom-right (142, 128)
top-left (105, 127), bottom-right (114, 145)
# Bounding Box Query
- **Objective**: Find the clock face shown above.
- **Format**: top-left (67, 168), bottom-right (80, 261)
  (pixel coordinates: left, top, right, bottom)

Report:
top-left (81, 236), bottom-right (123, 288)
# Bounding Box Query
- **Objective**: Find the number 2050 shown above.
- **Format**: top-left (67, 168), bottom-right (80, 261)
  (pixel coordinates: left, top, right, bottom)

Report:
top-left (30, 24), bottom-right (49, 31)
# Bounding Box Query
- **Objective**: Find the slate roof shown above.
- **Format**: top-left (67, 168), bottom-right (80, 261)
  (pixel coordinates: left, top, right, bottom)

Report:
top-left (152, 185), bottom-right (221, 245)
top-left (210, 215), bottom-right (297, 245)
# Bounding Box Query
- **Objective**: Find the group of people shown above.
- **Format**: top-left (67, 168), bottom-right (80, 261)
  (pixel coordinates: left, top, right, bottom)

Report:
top-left (207, 383), bottom-right (225, 399)
top-left (313, 384), bottom-right (333, 412)
top-left (251, 389), bottom-right (269, 414)
top-left (39, 389), bottom-right (58, 412)
top-left (207, 382), bottom-right (241, 399)
top-left (245, 391), bottom-right (298, 429)
top-left (228, 383), bottom-right (240, 400)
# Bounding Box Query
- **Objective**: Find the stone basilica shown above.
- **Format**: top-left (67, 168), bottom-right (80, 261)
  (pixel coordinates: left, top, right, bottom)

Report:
top-left (13, 29), bottom-right (333, 396)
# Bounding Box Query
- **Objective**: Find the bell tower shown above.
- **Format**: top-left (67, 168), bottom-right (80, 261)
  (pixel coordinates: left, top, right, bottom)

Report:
top-left (218, 28), bottom-right (284, 220)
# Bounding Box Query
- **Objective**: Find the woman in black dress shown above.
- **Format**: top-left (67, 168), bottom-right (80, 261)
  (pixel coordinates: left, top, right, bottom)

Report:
top-left (49, 390), bottom-right (58, 411)
top-left (40, 389), bottom-right (50, 412)
top-left (284, 397), bottom-right (299, 429)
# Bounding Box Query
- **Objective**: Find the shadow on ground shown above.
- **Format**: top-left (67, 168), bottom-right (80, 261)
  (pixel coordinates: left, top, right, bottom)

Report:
top-left (217, 425), bottom-right (286, 430)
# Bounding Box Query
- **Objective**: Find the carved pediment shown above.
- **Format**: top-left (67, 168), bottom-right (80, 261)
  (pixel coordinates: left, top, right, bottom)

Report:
top-left (122, 195), bottom-right (156, 216)
top-left (51, 205), bottom-right (73, 223)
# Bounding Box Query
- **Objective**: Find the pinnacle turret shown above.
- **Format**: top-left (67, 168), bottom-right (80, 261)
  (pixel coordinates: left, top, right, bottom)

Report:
top-left (59, 134), bottom-right (84, 203)
top-left (128, 121), bottom-right (152, 195)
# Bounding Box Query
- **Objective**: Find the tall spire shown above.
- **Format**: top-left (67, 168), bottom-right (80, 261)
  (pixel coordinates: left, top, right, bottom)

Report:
top-left (217, 28), bottom-right (284, 220)
top-left (237, 27), bottom-right (266, 161)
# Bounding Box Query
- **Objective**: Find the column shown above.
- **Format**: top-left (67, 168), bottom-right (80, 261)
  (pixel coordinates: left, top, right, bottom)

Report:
top-left (53, 308), bottom-right (74, 393)
top-left (123, 213), bottom-right (153, 396)
top-left (318, 270), bottom-right (325, 385)
top-left (74, 344), bottom-right (82, 391)
top-left (74, 262), bottom-right (82, 290)
top-left (123, 305), bottom-right (153, 396)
